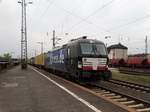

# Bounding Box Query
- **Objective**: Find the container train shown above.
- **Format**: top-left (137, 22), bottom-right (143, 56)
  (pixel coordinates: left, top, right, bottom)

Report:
top-left (30, 36), bottom-right (112, 81)
top-left (109, 54), bottom-right (150, 68)
top-left (126, 54), bottom-right (150, 68)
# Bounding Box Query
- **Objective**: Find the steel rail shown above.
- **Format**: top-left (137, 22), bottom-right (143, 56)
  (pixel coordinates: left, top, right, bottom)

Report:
top-left (87, 82), bottom-right (150, 111)
top-left (109, 79), bottom-right (150, 93)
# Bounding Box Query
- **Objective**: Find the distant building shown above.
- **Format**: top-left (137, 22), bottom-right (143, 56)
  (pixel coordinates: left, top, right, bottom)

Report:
top-left (107, 43), bottom-right (128, 66)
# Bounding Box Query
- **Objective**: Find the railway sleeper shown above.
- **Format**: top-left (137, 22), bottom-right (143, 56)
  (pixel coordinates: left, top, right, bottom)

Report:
top-left (137, 107), bottom-right (150, 112)
top-left (128, 103), bottom-right (144, 108)
top-left (120, 100), bottom-right (135, 105)
top-left (113, 98), bottom-right (127, 102)
top-left (107, 95), bottom-right (122, 99)
top-left (103, 93), bottom-right (116, 97)
top-left (102, 91), bottom-right (110, 94)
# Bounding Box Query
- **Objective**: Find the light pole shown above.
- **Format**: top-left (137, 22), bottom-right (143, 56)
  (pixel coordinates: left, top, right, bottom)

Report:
top-left (18, 0), bottom-right (32, 69)
top-left (145, 36), bottom-right (148, 54)
top-left (52, 30), bottom-right (63, 49)
top-left (105, 36), bottom-right (111, 47)
top-left (47, 30), bottom-right (69, 49)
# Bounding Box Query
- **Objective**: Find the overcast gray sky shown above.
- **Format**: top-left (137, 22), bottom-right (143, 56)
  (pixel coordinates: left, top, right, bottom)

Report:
top-left (0, 0), bottom-right (150, 58)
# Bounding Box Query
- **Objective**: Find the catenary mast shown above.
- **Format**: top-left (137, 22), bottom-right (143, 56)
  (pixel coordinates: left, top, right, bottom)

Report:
top-left (18, 0), bottom-right (32, 69)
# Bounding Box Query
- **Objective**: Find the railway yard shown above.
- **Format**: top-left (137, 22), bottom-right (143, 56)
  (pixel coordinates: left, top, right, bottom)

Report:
top-left (1, 1), bottom-right (150, 112)
top-left (0, 38), bottom-right (150, 112)
top-left (0, 65), bottom-right (149, 112)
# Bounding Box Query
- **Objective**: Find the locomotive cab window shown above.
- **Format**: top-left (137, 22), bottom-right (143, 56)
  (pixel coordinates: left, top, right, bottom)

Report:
top-left (95, 44), bottom-right (107, 56)
top-left (80, 43), bottom-right (107, 56)
top-left (80, 43), bottom-right (95, 55)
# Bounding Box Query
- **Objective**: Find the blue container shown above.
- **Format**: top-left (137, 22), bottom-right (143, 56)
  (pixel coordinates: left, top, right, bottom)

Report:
top-left (45, 47), bottom-right (67, 72)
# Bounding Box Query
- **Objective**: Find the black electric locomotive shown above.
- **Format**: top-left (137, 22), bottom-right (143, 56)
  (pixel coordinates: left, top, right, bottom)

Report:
top-left (45, 36), bottom-right (112, 81)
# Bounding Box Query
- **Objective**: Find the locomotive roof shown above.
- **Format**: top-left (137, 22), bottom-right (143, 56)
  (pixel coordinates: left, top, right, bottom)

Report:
top-left (68, 38), bottom-right (104, 44)
top-left (48, 37), bottom-right (105, 53)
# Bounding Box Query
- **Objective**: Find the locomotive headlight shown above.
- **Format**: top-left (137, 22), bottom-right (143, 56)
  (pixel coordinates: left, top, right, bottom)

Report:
top-left (78, 61), bottom-right (82, 68)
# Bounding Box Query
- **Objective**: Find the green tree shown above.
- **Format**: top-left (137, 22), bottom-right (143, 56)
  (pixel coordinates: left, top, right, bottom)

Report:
top-left (3, 53), bottom-right (11, 62)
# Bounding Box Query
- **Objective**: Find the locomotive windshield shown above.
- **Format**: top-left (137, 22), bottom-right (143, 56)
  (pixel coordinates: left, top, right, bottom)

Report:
top-left (80, 43), bottom-right (107, 55)
top-left (80, 43), bottom-right (95, 55)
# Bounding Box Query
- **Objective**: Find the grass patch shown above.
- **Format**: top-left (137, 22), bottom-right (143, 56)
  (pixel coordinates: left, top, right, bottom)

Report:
top-left (111, 70), bottom-right (150, 87)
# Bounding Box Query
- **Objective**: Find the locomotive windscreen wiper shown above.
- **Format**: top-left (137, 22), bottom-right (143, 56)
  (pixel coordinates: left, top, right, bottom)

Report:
top-left (80, 43), bottom-right (107, 56)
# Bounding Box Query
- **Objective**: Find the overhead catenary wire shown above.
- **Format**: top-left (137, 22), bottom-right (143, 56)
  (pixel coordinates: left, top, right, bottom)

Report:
top-left (31, 0), bottom-right (41, 15)
top-left (29, 0), bottom-right (55, 23)
top-left (40, 0), bottom-right (55, 18)
top-left (66, 0), bottom-right (116, 32)
top-left (28, 0), bottom-right (55, 28)
top-left (30, 0), bottom-right (150, 33)
top-left (30, 0), bottom-right (116, 36)
top-left (30, 0), bottom-right (150, 45)
top-left (54, 4), bottom-right (111, 34)
top-left (108, 14), bottom-right (150, 31)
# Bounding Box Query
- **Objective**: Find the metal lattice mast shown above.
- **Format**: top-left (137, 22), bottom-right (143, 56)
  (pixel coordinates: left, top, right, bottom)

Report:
top-left (18, 0), bottom-right (32, 69)
top-left (52, 30), bottom-right (56, 49)
top-left (21, 0), bottom-right (27, 69)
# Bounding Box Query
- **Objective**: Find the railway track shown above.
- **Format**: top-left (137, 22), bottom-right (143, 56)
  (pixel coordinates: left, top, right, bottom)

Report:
top-left (119, 68), bottom-right (150, 76)
top-left (86, 82), bottom-right (150, 112)
top-left (34, 66), bottom-right (150, 112)
top-left (109, 79), bottom-right (150, 94)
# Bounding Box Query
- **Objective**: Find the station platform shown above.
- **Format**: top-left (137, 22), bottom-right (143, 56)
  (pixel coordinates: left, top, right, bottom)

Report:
top-left (0, 65), bottom-right (128, 112)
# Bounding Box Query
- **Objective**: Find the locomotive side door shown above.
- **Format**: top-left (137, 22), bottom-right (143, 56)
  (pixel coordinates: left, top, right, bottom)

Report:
top-left (66, 47), bottom-right (71, 72)
top-left (66, 46), bottom-right (77, 73)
